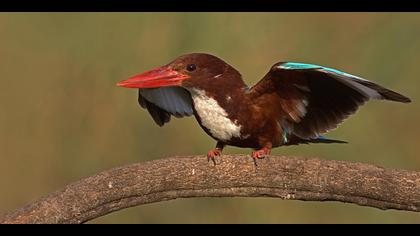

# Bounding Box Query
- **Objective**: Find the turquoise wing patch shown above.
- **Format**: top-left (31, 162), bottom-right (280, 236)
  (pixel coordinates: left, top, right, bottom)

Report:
top-left (277, 62), bottom-right (367, 81)
top-left (278, 62), bottom-right (322, 70)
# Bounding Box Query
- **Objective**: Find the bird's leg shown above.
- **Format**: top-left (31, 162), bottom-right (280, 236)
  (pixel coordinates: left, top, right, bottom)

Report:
top-left (251, 144), bottom-right (272, 166)
top-left (207, 142), bottom-right (225, 165)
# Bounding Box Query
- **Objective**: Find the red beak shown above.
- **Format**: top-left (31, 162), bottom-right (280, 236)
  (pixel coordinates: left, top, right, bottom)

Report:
top-left (117, 66), bottom-right (189, 88)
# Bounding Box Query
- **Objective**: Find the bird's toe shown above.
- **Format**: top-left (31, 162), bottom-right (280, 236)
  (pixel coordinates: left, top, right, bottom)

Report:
top-left (207, 149), bottom-right (221, 165)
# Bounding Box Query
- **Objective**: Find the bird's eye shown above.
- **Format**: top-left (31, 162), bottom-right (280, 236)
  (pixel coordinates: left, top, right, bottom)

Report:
top-left (186, 64), bottom-right (196, 72)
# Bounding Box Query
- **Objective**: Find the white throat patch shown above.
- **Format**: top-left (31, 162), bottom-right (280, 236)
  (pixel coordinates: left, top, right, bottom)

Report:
top-left (190, 89), bottom-right (242, 141)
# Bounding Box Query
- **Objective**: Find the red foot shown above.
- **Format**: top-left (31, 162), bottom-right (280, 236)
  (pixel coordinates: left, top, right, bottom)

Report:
top-left (251, 147), bottom-right (270, 159)
top-left (207, 149), bottom-right (222, 165)
top-left (251, 147), bottom-right (271, 165)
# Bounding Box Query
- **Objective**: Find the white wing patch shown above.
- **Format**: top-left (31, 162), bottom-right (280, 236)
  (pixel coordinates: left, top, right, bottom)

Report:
top-left (331, 74), bottom-right (382, 100)
top-left (214, 74), bottom-right (222, 78)
top-left (190, 89), bottom-right (242, 141)
top-left (296, 99), bottom-right (308, 117)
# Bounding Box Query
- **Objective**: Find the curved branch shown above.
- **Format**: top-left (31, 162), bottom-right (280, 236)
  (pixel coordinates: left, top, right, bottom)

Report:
top-left (0, 155), bottom-right (419, 224)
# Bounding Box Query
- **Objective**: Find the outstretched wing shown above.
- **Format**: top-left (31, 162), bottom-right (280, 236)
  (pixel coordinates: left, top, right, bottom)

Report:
top-left (250, 62), bottom-right (411, 139)
top-left (138, 87), bottom-right (194, 126)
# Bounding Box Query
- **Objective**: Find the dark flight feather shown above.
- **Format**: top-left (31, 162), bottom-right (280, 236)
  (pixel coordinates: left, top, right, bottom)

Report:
top-left (251, 62), bottom-right (411, 140)
top-left (137, 87), bottom-right (194, 126)
top-left (138, 92), bottom-right (171, 126)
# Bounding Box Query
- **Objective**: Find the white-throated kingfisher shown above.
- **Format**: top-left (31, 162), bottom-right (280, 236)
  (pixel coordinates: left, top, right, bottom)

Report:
top-left (117, 53), bottom-right (411, 165)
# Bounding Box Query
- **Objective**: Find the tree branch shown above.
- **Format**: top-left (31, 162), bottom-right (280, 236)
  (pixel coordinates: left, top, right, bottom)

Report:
top-left (0, 155), bottom-right (419, 224)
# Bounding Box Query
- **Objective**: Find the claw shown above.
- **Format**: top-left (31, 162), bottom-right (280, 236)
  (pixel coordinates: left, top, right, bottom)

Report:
top-left (207, 149), bottom-right (221, 166)
top-left (251, 147), bottom-right (271, 166)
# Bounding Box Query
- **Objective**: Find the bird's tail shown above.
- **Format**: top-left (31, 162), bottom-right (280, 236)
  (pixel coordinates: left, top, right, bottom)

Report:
top-left (287, 135), bottom-right (348, 145)
top-left (309, 136), bottom-right (348, 144)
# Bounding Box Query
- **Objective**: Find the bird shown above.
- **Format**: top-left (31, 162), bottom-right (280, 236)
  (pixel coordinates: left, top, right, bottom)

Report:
top-left (117, 53), bottom-right (411, 165)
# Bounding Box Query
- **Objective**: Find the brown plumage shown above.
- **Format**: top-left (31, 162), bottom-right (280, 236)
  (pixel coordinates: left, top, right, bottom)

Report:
top-left (117, 53), bottom-right (411, 164)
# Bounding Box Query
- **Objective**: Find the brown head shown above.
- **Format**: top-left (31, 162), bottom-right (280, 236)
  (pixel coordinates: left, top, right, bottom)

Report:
top-left (117, 53), bottom-right (246, 92)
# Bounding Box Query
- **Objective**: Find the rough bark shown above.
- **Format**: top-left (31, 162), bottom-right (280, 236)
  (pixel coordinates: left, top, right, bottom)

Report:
top-left (0, 155), bottom-right (419, 224)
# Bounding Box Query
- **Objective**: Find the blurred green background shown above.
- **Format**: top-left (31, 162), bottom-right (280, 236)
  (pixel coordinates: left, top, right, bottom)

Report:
top-left (0, 13), bottom-right (419, 223)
